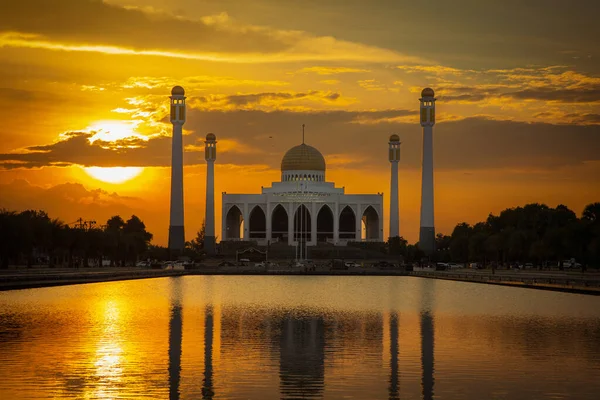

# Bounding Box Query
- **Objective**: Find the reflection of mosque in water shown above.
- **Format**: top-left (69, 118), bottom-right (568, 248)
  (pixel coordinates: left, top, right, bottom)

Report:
top-left (279, 316), bottom-right (326, 398)
top-left (166, 279), bottom-right (435, 400)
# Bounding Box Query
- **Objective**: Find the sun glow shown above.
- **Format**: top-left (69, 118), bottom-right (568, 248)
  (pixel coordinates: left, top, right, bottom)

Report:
top-left (84, 166), bottom-right (144, 184)
top-left (86, 120), bottom-right (146, 143)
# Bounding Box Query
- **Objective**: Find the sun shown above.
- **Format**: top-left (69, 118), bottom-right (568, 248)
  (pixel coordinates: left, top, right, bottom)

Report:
top-left (84, 166), bottom-right (144, 184)
top-left (86, 120), bottom-right (146, 143)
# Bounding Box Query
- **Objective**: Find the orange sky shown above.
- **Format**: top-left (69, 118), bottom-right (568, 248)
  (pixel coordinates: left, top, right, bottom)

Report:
top-left (0, 0), bottom-right (599, 245)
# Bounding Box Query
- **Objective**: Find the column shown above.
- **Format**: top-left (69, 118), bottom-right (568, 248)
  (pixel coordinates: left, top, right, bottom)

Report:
top-left (355, 204), bottom-right (362, 241)
top-left (333, 200), bottom-right (339, 245)
top-left (287, 202), bottom-right (294, 246)
top-left (311, 202), bottom-right (317, 246)
top-left (243, 203), bottom-right (249, 241)
top-left (266, 200), bottom-right (272, 244)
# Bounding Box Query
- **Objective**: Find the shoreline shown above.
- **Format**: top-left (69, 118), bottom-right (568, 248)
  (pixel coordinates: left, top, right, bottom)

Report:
top-left (1, 268), bottom-right (599, 295)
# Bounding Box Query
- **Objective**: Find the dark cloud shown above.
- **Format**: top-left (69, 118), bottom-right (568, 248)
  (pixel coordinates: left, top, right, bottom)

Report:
top-left (198, 91), bottom-right (342, 107)
top-left (437, 84), bottom-right (600, 104)
top-left (507, 88), bottom-right (600, 103)
top-left (1, 110), bottom-right (598, 172)
top-left (0, 179), bottom-right (140, 222)
top-left (564, 113), bottom-right (600, 124)
top-left (0, 0), bottom-right (286, 54)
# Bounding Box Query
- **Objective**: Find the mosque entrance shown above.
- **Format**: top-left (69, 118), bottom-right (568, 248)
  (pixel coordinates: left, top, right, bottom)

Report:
top-left (225, 205), bottom-right (243, 240)
top-left (249, 206), bottom-right (266, 239)
top-left (362, 206), bottom-right (380, 240)
top-left (271, 204), bottom-right (288, 242)
top-left (316, 205), bottom-right (334, 243)
top-left (293, 205), bottom-right (312, 242)
top-left (339, 206), bottom-right (356, 240)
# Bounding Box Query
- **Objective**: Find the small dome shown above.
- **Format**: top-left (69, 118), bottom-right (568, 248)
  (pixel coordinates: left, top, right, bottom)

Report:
top-left (281, 144), bottom-right (326, 172)
top-left (206, 133), bottom-right (216, 141)
top-left (171, 86), bottom-right (185, 96)
top-left (421, 87), bottom-right (435, 97)
top-left (389, 134), bottom-right (400, 142)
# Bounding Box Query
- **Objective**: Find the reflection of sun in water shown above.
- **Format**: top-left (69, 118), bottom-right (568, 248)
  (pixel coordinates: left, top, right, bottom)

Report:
top-left (94, 300), bottom-right (124, 399)
top-left (85, 166), bottom-right (143, 184)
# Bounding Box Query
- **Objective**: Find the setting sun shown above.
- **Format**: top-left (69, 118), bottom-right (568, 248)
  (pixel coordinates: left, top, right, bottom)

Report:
top-left (84, 166), bottom-right (144, 184)
top-left (86, 120), bottom-right (146, 143)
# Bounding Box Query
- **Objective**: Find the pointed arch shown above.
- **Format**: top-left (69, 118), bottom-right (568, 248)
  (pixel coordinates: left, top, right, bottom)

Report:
top-left (294, 204), bottom-right (312, 242)
top-left (225, 205), bottom-right (243, 239)
top-left (271, 204), bottom-right (288, 242)
top-left (362, 205), bottom-right (380, 240)
top-left (317, 204), bottom-right (334, 242)
top-left (339, 206), bottom-right (356, 240)
top-left (249, 205), bottom-right (266, 239)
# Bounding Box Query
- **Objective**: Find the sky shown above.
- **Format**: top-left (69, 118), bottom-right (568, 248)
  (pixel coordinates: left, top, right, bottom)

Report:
top-left (0, 0), bottom-right (599, 245)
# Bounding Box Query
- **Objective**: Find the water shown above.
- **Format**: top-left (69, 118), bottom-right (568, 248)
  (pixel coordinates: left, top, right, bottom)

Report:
top-left (1, 276), bottom-right (600, 399)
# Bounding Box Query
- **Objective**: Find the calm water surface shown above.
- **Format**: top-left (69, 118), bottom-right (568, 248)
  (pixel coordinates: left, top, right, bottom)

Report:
top-left (1, 276), bottom-right (600, 399)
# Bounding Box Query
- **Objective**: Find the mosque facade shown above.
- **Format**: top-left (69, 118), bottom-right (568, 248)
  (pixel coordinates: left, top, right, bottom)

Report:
top-left (221, 142), bottom-right (384, 247)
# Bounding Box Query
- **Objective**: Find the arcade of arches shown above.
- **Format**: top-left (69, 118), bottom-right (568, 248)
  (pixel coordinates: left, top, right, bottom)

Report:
top-left (224, 204), bottom-right (380, 244)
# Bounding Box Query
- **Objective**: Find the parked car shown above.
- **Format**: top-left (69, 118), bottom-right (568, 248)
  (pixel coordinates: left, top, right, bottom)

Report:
top-left (563, 259), bottom-right (582, 268)
top-left (374, 261), bottom-right (396, 269)
top-left (136, 261), bottom-right (149, 268)
top-left (345, 262), bottom-right (361, 268)
top-left (218, 261), bottom-right (235, 267)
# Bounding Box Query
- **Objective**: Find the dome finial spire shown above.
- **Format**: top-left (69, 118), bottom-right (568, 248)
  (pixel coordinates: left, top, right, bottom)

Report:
top-left (302, 124), bottom-right (305, 144)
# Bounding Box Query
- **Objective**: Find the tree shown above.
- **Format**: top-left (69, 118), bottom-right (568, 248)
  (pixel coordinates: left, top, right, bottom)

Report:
top-left (449, 223), bottom-right (471, 263)
top-left (388, 236), bottom-right (408, 257)
top-left (106, 215), bottom-right (125, 266)
top-left (123, 215), bottom-right (153, 264)
top-left (190, 220), bottom-right (206, 253)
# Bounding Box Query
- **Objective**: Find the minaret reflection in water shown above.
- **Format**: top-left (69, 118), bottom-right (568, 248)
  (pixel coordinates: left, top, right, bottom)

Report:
top-left (389, 311), bottom-right (400, 400)
top-left (420, 280), bottom-right (435, 400)
top-left (279, 314), bottom-right (325, 399)
top-left (168, 277), bottom-right (183, 400)
top-left (202, 304), bottom-right (214, 399)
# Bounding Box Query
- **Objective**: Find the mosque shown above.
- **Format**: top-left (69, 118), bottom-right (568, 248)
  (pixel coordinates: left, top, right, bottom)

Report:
top-left (168, 86), bottom-right (437, 256)
top-left (221, 140), bottom-right (384, 248)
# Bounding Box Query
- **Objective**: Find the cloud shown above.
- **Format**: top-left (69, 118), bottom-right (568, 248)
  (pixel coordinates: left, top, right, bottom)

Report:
top-left (1, 110), bottom-right (598, 172)
top-left (0, 1), bottom-right (426, 64)
top-left (412, 66), bottom-right (600, 105)
top-left (507, 88), bottom-right (600, 103)
top-left (0, 179), bottom-right (142, 223)
top-left (296, 66), bottom-right (371, 75)
top-left (188, 90), bottom-right (351, 110)
top-left (120, 76), bottom-right (289, 91)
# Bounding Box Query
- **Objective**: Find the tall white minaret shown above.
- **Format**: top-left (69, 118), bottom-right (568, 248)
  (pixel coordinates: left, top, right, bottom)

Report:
top-left (168, 86), bottom-right (186, 252)
top-left (388, 134), bottom-right (401, 239)
top-left (204, 133), bottom-right (217, 255)
top-left (419, 88), bottom-right (436, 255)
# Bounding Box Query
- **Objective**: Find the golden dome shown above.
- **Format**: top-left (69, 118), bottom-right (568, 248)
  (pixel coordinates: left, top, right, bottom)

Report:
top-left (281, 144), bottom-right (326, 171)
top-left (171, 86), bottom-right (185, 96)
top-left (206, 133), bottom-right (216, 141)
top-left (421, 87), bottom-right (435, 97)
top-left (389, 134), bottom-right (400, 142)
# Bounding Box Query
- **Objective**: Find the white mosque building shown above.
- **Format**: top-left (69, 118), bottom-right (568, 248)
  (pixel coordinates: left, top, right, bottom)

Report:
top-left (221, 140), bottom-right (385, 247)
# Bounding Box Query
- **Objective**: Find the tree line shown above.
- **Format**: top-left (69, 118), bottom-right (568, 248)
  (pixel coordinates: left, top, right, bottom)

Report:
top-left (0, 209), bottom-right (153, 268)
top-left (391, 202), bottom-right (600, 267)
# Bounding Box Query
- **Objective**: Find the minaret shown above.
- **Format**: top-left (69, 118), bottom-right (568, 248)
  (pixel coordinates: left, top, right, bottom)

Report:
top-left (168, 86), bottom-right (186, 252)
top-left (419, 87), bottom-right (436, 255)
top-left (388, 134), bottom-right (401, 239)
top-left (204, 133), bottom-right (217, 255)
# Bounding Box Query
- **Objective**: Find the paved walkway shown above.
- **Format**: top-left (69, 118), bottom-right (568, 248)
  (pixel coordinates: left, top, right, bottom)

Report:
top-left (411, 269), bottom-right (600, 295)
